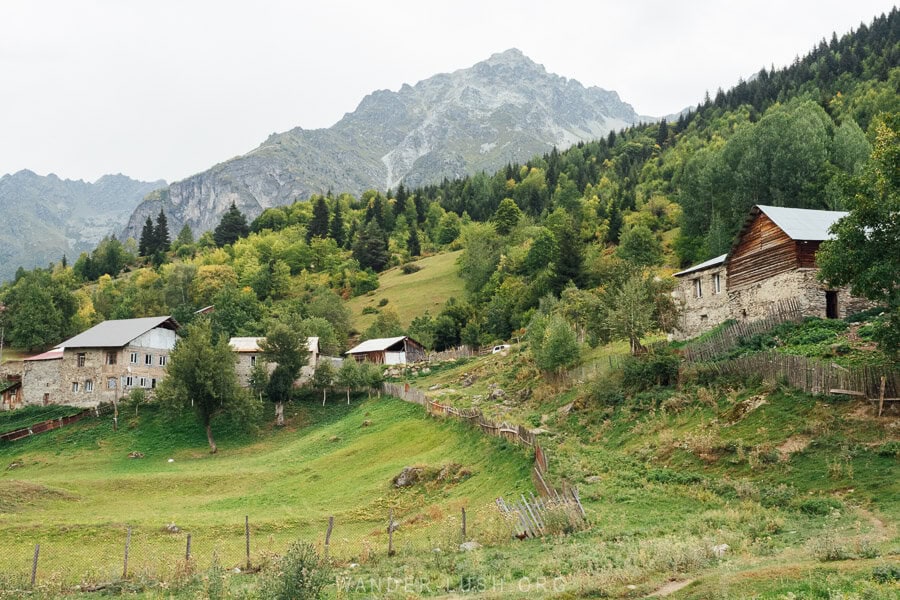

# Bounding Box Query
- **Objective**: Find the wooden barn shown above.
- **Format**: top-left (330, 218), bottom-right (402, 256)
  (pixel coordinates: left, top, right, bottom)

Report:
top-left (0, 376), bottom-right (22, 411)
top-left (345, 336), bottom-right (426, 365)
top-left (673, 205), bottom-right (872, 340)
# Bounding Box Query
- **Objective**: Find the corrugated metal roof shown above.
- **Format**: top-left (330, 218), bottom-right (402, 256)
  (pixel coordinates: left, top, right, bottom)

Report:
top-left (674, 253), bottom-right (727, 278)
top-left (59, 316), bottom-right (178, 349)
top-left (345, 336), bottom-right (408, 355)
top-left (756, 205), bottom-right (847, 241)
top-left (24, 349), bottom-right (63, 361)
top-left (229, 336), bottom-right (320, 353)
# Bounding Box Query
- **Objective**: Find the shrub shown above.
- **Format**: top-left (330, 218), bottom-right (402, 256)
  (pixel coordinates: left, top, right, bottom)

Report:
top-left (872, 564), bottom-right (900, 583)
top-left (622, 351), bottom-right (679, 391)
top-left (797, 497), bottom-right (843, 516)
top-left (361, 306), bottom-right (379, 315)
top-left (758, 483), bottom-right (797, 508)
top-left (377, 298), bottom-right (389, 307)
top-left (587, 377), bottom-right (626, 407)
top-left (401, 263), bottom-right (422, 274)
top-left (260, 541), bottom-right (332, 600)
top-left (846, 306), bottom-right (887, 323)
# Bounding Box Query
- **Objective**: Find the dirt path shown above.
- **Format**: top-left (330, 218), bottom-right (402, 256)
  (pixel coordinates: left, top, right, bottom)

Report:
top-left (647, 579), bottom-right (695, 597)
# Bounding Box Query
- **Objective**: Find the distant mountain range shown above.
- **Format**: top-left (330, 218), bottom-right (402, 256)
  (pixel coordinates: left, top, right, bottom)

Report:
top-left (0, 171), bottom-right (164, 281)
top-left (122, 49), bottom-right (653, 239)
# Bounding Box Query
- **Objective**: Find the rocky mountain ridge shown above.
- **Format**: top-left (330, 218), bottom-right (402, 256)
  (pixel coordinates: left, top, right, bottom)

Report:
top-left (123, 49), bottom-right (651, 238)
top-left (0, 170), bottom-right (164, 281)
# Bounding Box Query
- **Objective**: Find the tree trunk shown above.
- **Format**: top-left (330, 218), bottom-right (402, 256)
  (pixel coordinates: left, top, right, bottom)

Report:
top-left (206, 422), bottom-right (217, 454)
top-left (275, 402), bottom-right (284, 426)
top-left (346, 387), bottom-right (350, 405)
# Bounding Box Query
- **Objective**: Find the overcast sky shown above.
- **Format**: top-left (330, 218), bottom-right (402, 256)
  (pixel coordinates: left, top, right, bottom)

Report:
top-left (0, 1), bottom-right (894, 184)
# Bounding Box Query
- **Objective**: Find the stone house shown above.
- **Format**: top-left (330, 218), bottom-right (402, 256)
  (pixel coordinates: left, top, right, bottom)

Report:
top-left (22, 316), bottom-right (179, 407)
top-left (673, 205), bottom-right (871, 340)
top-left (229, 336), bottom-right (320, 387)
top-left (345, 336), bottom-right (426, 365)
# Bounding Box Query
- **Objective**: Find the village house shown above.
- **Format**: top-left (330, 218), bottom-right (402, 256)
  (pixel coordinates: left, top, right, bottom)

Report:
top-left (672, 205), bottom-right (872, 340)
top-left (229, 336), bottom-right (320, 387)
top-left (22, 316), bottom-right (179, 407)
top-left (345, 336), bottom-right (426, 365)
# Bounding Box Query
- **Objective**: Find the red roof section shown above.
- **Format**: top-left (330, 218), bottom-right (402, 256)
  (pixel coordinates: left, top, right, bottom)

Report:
top-left (24, 350), bottom-right (63, 362)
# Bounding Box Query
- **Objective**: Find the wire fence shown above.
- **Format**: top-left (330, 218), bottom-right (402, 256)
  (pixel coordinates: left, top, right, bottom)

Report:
top-left (2, 505), bottom-right (527, 590)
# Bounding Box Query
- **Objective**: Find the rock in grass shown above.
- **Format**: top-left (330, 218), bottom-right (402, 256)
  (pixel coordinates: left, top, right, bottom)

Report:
top-left (392, 466), bottom-right (425, 487)
top-left (459, 541), bottom-right (481, 552)
top-left (127, 451), bottom-right (145, 459)
top-left (164, 523), bottom-right (181, 533)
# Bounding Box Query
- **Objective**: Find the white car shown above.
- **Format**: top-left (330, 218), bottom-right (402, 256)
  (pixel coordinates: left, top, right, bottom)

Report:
top-left (492, 344), bottom-right (510, 354)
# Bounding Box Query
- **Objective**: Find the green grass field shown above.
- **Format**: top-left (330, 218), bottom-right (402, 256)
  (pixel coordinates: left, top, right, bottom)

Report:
top-left (0, 395), bottom-right (532, 588)
top-left (346, 251), bottom-right (465, 333)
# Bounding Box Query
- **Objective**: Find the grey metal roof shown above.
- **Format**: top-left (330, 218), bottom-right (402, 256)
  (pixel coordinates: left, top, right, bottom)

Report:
top-left (674, 253), bottom-right (727, 278)
top-left (756, 205), bottom-right (848, 241)
top-left (345, 336), bottom-right (408, 355)
top-left (59, 316), bottom-right (179, 349)
top-left (229, 336), bottom-right (319, 353)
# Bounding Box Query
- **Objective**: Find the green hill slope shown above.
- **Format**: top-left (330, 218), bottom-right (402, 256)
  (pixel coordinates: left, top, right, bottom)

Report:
top-left (346, 251), bottom-right (465, 333)
top-left (0, 396), bottom-right (531, 585)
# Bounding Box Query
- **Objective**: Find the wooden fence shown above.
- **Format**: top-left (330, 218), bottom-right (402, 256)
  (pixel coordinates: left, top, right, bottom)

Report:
top-left (689, 351), bottom-right (900, 400)
top-left (425, 345), bottom-right (490, 363)
top-left (382, 382), bottom-right (560, 498)
top-left (681, 299), bottom-right (803, 363)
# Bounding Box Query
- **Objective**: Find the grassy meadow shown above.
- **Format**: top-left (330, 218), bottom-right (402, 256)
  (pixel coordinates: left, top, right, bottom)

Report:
top-left (0, 395), bottom-right (532, 589)
top-left (346, 251), bottom-right (465, 333)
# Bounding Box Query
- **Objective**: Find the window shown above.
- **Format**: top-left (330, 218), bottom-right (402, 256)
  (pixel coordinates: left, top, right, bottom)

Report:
top-left (130, 352), bottom-right (138, 364)
top-left (105, 351), bottom-right (117, 365)
top-left (125, 376), bottom-right (134, 387)
top-left (139, 377), bottom-right (148, 388)
top-left (107, 377), bottom-right (117, 390)
top-left (145, 354), bottom-right (153, 366)
top-left (84, 380), bottom-right (93, 392)
top-left (250, 355), bottom-right (257, 366)
top-left (693, 278), bottom-right (702, 298)
top-left (76, 353), bottom-right (86, 367)
top-left (158, 355), bottom-right (167, 367)
top-left (713, 273), bottom-right (721, 294)
top-left (151, 378), bottom-right (157, 389)
top-left (71, 382), bottom-right (80, 393)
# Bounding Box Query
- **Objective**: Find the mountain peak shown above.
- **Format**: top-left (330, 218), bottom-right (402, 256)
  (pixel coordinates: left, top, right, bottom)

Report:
top-left (480, 48), bottom-right (544, 72)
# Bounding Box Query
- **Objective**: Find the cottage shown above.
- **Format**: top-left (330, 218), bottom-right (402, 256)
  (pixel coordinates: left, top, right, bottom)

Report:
top-left (673, 206), bottom-right (871, 340)
top-left (22, 316), bottom-right (179, 407)
top-left (345, 336), bottom-right (426, 365)
top-left (228, 336), bottom-right (320, 387)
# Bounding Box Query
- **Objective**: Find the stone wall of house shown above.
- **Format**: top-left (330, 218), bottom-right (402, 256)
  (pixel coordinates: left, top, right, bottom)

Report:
top-left (55, 345), bottom-right (171, 407)
top-left (234, 351), bottom-right (318, 388)
top-left (22, 359), bottom-right (61, 406)
top-left (672, 265), bottom-right (730, 341)
top-left (727, 269), bottom-right (872, 323)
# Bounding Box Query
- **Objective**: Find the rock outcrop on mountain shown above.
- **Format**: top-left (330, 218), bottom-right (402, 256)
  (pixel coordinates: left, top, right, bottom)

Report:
top-left (0, 171), bottom-right (164, 281)
top-left (123, 49), bottom-right (649, 239)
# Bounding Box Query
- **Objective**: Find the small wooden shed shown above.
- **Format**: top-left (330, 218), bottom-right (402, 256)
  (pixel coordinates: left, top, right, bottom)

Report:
top-left (345, 336), bottom-right (426, 365)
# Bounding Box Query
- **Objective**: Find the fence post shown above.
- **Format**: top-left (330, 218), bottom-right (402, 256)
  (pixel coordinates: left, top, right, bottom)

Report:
top-left (387, 508), bottom-right (395, 556)
top-left (245, 515), bottom-right (251, 570)
top-left (122, 527), bottom-right (131, 579)
top-left (325, 516), bottom-right (334, 558)
top-left (30, 544), bottom-right (39, 587)
top-left (461, 507), bottom-right (466, 541)
top-left (186, 533), bottom-right (192, 562)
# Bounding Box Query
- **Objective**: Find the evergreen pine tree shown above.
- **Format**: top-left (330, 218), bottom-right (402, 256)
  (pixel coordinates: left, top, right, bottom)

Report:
top-left (329, 201), bottom-right (345, 247)
top-left (213, 202), bottom-right (250, 247)
top-left (408, 227), bottom-right (421, 257)
top-left (656, 119), bottom-right (669, 147)
top-left (307, 196), bottom-right (330, 241)
top-left (139, 216), bottom-right (155, 256)
top-left (352, 221), bottom-right (390, 272)
top-left (154, 209), bottom-right (170, 251)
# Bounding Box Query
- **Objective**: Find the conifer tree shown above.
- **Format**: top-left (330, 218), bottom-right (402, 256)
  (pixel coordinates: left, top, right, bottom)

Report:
top-left (139, 216), bottom-right (155, 256)
top-left (408, 226), bottom-right (421, 257)
top-left (329, 200), bottom-right (345, 247)
top-left (154, 209), bottom-right (170, 251)
top-left (213, 202), bottom-right (250, 247)
top-left (306, 196), bottom-right (330, 241)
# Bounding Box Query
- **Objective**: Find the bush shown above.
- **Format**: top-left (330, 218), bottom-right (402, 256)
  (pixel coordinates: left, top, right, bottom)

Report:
top-left (377, 298), bottom-right (389, 307)
top-left (260, 541), bottom-right (332, 600)
top-left (797, 496), bottom-right (843, 516)
top-left (846, 306), bottom-right (887, 323)
top-left (587, 377), bottom-right (626, 407)
top-left (401, 263), bottom-right (422, 274)
top-left (361, 306), bottom-right (379, 315)
top-left (622, 351), bottom-right (679, 391)
top-left (872, 564), bottom-right (900, 583)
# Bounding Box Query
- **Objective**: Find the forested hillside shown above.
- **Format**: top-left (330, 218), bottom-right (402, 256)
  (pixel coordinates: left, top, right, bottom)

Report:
top-left (0, 10), bottom-right (897, 356)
